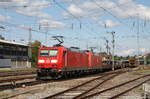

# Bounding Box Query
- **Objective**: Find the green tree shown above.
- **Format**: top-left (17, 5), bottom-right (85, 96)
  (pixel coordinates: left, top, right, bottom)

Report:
top-left (114, 55), bottom-right (121, 60)
top-left (31, 40), bottom-right (41, 67)
top-left (146, 55), bottom-right (150, 64)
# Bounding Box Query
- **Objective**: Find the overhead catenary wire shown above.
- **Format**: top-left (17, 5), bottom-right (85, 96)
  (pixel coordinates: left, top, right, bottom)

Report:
top-left (0, 21), bottom-right (57, 44)
top-left (1, 0), bottom-right (149, 53)
top-left (0, 1), bottom-right (51, 9)
top-left (92, 0), bottom-right (133, 30)
top-left (92, 0), bottom-right (150, 55)
top-left (0, 21), bottom-right (103, 47)
top-left (52, 0), bottom-right (102, 36)
top-left (1, 1), bottom-right (130, 40)
top-left (1, 22), bottom-right (52, 35)
top-left (1, 20), bottom-right (96, 42)
top-left (52, 0), bottom-right (109, 50)
top-left (62, 0), bottom-right (137, 51)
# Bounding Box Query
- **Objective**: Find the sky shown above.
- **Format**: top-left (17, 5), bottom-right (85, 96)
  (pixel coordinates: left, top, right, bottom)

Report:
top-left (0, 0), bottom-right (150, 56)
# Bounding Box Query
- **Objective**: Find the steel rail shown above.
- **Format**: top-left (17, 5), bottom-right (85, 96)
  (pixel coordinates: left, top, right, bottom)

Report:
top-left (0, 80), bottom-right (42, 91)
top-left (0, 71), bottom-right (36, 77)
top-left (81, 74), bottom-right (150, 99)
top-left (0, 72), bottom-right (111, 92)
top-left (44, 70), bottom-right (126, 99)
top-left (109, 78), bottom-right (150, 99)
top-left (73, 73), bottom-right (119, 99)
top-left (1, 88), bottom-right (40, 99)
top-left (0, 73), bottom-right (117, 98)
top-left (44, 75), bottom-right (108, 99)
top-left (0, 74), bottom-right (36, 83)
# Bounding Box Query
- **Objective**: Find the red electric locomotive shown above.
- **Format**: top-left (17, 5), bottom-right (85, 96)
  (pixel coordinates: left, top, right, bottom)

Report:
top-left (36, 45), bottom-right (104, 79)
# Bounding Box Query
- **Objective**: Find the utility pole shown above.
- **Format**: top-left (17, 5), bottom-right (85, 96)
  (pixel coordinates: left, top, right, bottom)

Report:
top-left (104, 37), bottom-right (109, 55)
top-left (137, 14), bottom-right (140, 66)
top-left (28, 28), bottom-right (32, 44)
top-left (144, 55), bottom-right (147, 66)
top-left (108, 31), bottom-right (115, 71)
top-left (28, 28), bottom-right (32, 60)
top-left (20, 25), bottom-right (32, 59)
top-left (89, 47), bottom-right (96, 52)
top-left (45, 31), bottom-right (48, 46)
top-left (45, 22), bottom-right (49, 46)
top-left (86, 40), bottom-right (89, 50)
top-left (108, 46), bottom-right (111, 55)
top-left (99, 46), bottom-right (102, 53)
top-left (39, 22), bottom-right (49, 46)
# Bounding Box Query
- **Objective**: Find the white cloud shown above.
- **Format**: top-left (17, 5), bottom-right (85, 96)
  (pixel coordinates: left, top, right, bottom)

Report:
top-left (81, 1), bottom-right (99, 10)
top-left (63, 4), bottom-right (86, 18)
top-left (82, 1), bottom-right (115, 10)
top-left (1, 0), bottom-right (150, 21)
top-left (38, 19), bottom-right (67, 29)
top-left (99, 20), bottom-right (119, 27)
top-left (12, 0), bottom-right (29, 6)
top-left (64, 0), bottom-right (150, 21)
top-left (108, 0), bottom-right (150, 20)
top-left (16, 0), bottom-right (51, 19)
top-left (140, 48), bottom-right (149, 53)
top-left (118, 49), bottom-right (135, 56)
top-left (61, 0), bottom-right (81, 3)
top-left (17, 10), bottom-right (51, 19)
top-left (0, 0), bottom-right (29, 9)
top-left (19, 24), bottom-right (31, 29)
top-left (0, 0), bottom-right (52, 19)
top-left (0, 15), bottom-right (10, 22)
top-left (117, 48), bottom-right (149, 56)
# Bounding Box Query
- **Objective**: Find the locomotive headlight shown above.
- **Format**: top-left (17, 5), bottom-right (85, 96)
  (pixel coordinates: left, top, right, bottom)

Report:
top-left (38, 59), bottom-right (45, 63)
top-left (51, 59), bottom-right (58, 63)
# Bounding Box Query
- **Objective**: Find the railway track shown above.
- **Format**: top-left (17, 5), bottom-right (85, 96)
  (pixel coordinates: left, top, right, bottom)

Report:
top-left (0, 80), bottom-right (42, 91)
top-left (0, 70), bottom-right (36, 77)
top-left (0, 69), bottom-right (127, 99)
top-left (0, 71), bottom-right (36, 91)
top-left (0, 68), bottom-right (148, 99)
top-left (0, 68), bottom-right (128, 91)
top-left (80, 74), bottom-right (150, 99)
top-left (0, 74), bottom-right (36, 83)
top-left (44, 70), bottom-right (125, 99)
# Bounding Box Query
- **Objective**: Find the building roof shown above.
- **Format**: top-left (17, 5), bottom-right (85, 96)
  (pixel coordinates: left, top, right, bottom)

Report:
top-left (144, 53), bottom-right (150, 56)
top-left (0, 39), bottom-right (28, 46)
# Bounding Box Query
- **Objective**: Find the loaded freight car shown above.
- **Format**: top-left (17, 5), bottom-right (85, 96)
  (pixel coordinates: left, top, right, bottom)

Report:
top-left (37, 46), bottom-right (103, 80)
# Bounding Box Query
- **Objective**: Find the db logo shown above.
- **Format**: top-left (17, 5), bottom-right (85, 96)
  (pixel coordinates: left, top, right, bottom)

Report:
top-left (46, 60), bottom-right (50, 63)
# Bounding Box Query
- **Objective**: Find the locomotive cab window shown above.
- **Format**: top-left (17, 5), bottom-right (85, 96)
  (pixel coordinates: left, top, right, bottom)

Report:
top-left (49, 50), bottom-right (58, 57)
top-left (40, 50), bottom-right (49, 56)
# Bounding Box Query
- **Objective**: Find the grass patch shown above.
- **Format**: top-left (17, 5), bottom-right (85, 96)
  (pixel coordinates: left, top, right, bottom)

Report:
top-left (0, 93), bottom-right (9, 98)
top-left (132, 69), bottom-right (150, 75)
top-left (137, 87), bottom-right (144, 93)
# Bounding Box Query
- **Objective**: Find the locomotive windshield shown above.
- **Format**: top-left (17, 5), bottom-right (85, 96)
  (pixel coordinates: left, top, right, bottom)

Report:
top-left (49, 50), bottom-right (58, 57)
top-left (40, 50), bottom-right (49, 56)
top-left (40, 49), bottom-right (58, 57)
